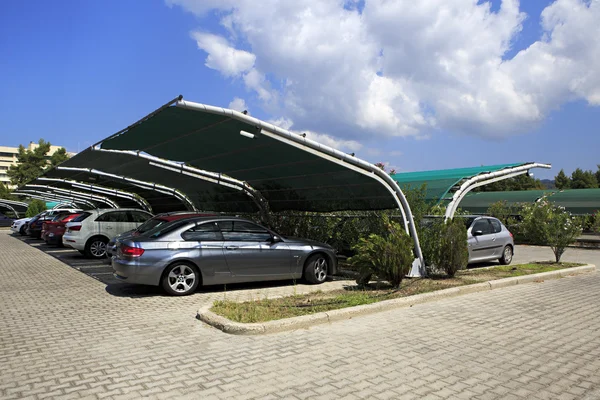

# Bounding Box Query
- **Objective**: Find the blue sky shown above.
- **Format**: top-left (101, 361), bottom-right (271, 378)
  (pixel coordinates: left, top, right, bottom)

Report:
top-left (1, 0), bottom-right (598, 180)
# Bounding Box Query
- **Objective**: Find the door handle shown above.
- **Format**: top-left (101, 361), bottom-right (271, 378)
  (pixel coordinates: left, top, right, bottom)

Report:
top-left (225, 246), bottom-right (238, 250)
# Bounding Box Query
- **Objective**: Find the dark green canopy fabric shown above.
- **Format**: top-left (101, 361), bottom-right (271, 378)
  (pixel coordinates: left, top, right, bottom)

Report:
top-left (391, 163), bottom-right (522, 203)
top-left (549, 189), bottom-right (600, 215)
top-left (459, 189), bottom-right (600, 215)
top-left (98, 106), bottom-right (397, 212)
top-left (459, 190), bottom-right (553, 214)
top-left (45, 150), bottom-right (257, 213)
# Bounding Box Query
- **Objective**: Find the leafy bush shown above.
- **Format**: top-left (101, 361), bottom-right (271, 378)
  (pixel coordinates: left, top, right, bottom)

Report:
top-left (486, 201), bottom-right (527, 243)
top-left (25, 199), bottom-right (47, 218)
top-left (593, 211), bottom-right (600, 234)
top-left (520, 200), bottom-right (582, 263)
top-left (435, 218), bottom-right (469, 277)
top-left (419, 218), bottom-right (443, 267)
top-left (349, 216), bottom-right (414, 287)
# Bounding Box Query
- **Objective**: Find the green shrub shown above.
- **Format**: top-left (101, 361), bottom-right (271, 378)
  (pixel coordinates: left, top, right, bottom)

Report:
top-left (25, 199), bottom-right (47, 217)
top-left (435, 219), bottom-right (469, 277)
top-left (520, 201), bottom-right (582, 263)
top-left (349, 216), bottom-right (414, 287)
top-left (419, 218), bottom-right (443, 267)
top-left (593, 211), bottom-right (600, 234)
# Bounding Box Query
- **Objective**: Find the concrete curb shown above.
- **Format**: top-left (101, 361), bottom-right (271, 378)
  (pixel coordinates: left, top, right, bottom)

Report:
top-left (197, 264), bottom-right (596, 335)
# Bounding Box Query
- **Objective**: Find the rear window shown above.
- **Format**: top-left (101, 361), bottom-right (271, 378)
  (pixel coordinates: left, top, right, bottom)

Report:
top-left (136, 218), bottom-right (168, 234)
top-left (71, 212), bottom-right (91, 222)
top-left (145, 219), bottom-right (194, 239)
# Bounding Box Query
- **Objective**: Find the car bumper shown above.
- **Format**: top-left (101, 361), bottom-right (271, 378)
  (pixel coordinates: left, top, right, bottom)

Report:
top-left (44, 233), bottom-right (63, 245)
top-left (112, 258), bottom-right (163, 286)
top-left (62, 235), bottom-right (85, 251)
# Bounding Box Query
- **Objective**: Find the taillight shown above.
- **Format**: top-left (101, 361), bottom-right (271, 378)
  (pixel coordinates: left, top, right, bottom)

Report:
top-left (509, 231), bottom-right (513, 238)
top-left (121, 245), bottom-right (144, 257)
top-left (69, 226), bottom-right (82, 231)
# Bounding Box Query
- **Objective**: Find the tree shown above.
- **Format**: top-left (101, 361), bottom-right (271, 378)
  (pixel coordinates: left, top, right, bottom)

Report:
top-left (554, 169), bottom-right (571, 190)
top-left (6, 139), bottom-right (69, 187)
top-left (595, 165), bottom-right (600, 187)
top-left (520, 200), bottom-right (582, 263)
top-left (570, 168), bottom-right (598, 189)
top-left (0, 182), bottom-right (16, 200)
top-left (25, 199), bottom-right (47, 218)
top-left (50, 147), bottom-right (70, 167)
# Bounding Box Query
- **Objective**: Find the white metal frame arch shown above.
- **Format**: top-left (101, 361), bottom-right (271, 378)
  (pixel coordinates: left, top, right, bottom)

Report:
top-left (13, 191), bottom-right (98, 209)
top-left (55, 166), bottom-right (197, 211)
top-left (444, 163), bottom-right (552, 220)
top-left (22, 185), bottom-right (119, 208)
top-left (37, 177), bottom-right (152, 212)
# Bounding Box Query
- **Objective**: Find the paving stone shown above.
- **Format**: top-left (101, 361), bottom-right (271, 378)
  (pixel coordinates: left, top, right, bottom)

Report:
top-left (1, 232), bottom-right (599, 399)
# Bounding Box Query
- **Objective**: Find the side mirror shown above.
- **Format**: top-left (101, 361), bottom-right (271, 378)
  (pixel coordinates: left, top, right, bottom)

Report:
top-left (269, 235), bottom-right (283, 243)
top-left (472, 230), bottom-right (483, 236)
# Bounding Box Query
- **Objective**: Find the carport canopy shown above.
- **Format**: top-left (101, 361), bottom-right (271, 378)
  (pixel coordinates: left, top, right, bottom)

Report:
top-left (0, 199), bottom-right (28, 218)
top-left (38, 96), bottom-right (411, 218)
top-left (392, 163), bottom-right (538, 203)
top-left (459, 190), bottom-right (554, 214)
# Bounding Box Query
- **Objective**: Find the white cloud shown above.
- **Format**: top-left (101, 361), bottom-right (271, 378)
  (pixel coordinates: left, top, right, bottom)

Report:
top-left (191, 32), bottom-right (255, 77)
top-left (173, 0), bottom-right (600, 141)
top-left (228, 97), bottom-right (247, 112)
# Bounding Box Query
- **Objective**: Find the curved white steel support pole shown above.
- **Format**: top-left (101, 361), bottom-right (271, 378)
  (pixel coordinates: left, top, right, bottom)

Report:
top-left (92, 148), bottom-right (271, 219)
top-left (444, 163), bottom-right (552, 220)
top-left (23, 185), bottom-right (120, 208)
top-left (37, 177), bottom-right (152, 212)
top-left (14, 191), bottom-right (98, 209)
top-left (56, 166), bottom-right (197, 211)
top-left (0, 202), bottom-right (19, 218)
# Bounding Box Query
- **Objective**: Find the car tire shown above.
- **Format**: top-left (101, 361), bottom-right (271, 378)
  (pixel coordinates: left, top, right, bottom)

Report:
top-left (161, 262), bottom-right (200, 296)
top-left (499, 245), bottom-right (513, 265)
top-left (85, 236), bottom-right (109, 259)
top-left (19, 226), bottom-right (26, 235)
top-left (303, 253), bottom-right (329, 284)
top-left (77, 250), bottom-right (86, 255)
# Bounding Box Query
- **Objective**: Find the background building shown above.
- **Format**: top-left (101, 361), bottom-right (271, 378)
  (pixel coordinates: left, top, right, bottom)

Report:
top-left (0, 142), bottom-right (72, 189)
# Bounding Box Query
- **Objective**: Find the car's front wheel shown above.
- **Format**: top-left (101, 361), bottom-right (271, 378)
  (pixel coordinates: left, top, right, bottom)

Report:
top-left (161, 262), bottom-right (200, 296)
top-left (499, 245), bottom-right (513, 265)
top-left (85, 237), bottom-right (108, 259)
top-left (304, 254), bottom-right (329, 284)
top-left (19, 225), bottom-right (26, 235)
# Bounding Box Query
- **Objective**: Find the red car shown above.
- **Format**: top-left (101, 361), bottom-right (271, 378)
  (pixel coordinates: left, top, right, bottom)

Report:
top-left (42, 213), bottom-right (82, 246)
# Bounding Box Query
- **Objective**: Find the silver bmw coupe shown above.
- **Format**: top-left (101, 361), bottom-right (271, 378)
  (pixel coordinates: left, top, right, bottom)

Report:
top-left (112, 216), bottom-right (337, 296)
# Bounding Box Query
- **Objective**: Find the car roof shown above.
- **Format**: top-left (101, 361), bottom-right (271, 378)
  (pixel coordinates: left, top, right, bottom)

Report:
top-left (156, 213), bottom-right (216, 222)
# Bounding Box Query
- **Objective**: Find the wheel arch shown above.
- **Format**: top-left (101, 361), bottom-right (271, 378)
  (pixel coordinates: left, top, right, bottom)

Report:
top-left (303, 250), bottom-right (337, 276)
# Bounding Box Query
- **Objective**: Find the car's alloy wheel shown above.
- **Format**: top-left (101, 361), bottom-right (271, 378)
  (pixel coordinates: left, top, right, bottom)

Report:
top-left (500, 245), bottom-right (513, 265)
top-left (162, 264), bottom-right (199, 296)
top-left (304, 254), bottom-right (329, 284)
top-left (85, 238), bottom-right (108, 259)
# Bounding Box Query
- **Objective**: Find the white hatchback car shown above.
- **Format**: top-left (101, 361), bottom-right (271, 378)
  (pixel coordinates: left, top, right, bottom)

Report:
top-left (63, 209), bottom-right (153, 258)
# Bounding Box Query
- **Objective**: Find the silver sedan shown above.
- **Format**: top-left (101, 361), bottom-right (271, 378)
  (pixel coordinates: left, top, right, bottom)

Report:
top-left (464, 216), bottom-right (514, 265)
top-left (112, 216), bottom-right (337, 296)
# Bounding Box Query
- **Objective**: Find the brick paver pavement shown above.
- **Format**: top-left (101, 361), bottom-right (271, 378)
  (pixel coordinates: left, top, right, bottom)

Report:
top-left (1, 230), bottom-right (600, 399)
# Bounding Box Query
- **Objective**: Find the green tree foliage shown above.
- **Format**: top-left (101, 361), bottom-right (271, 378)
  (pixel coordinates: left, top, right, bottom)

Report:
top-left (596, 165), bottom-right (600, 187)
top-left (6, 139), bottom-right (70, 187)
top-left (520, 200), bottom-right (582, 263)
top-left (554, 169), bottom-right (571, 190)
top-left (50, 147), bottom-right (70, 167)
top-left (0, 182), bottom-right (16, 200)
top-left (435, 219), bottom-right (469, 277)
top-left (570, 168), bottom-right (598, 189)
top-left (25, 199), bottom-right (47, 218)
top-left (475, 174), bottom-right (545, 192)
top-left (349, 216), bottom-right (414, 287)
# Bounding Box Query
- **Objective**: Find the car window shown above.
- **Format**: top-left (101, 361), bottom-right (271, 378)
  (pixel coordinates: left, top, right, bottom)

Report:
top-left (472, 219), bottom-right (493, 235)
top-left (96, 211), bottom-right (129, 222)
top-left (128, 211), bottom-right (151, 223)
top-left (137, 218), bottom-right (167, 233)
top-left (218, 220), bottom-right (271, 241)
top-left (146, 219), bottom-right (194, 238)
top-left (71, 212), bottom-right (91, 222)
top-left (490, 219), bottom-right (502, 233)
top-left (182, 222), bottom-right (222, 241)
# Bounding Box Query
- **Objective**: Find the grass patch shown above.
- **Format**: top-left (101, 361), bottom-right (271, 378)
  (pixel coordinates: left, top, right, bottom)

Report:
top-left (211, 262), bottom-right (585, 323)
